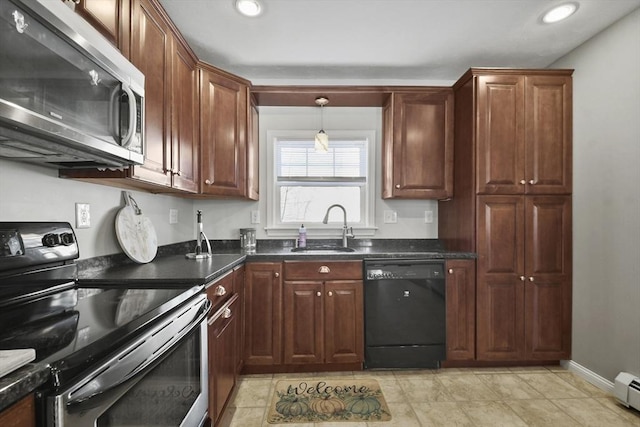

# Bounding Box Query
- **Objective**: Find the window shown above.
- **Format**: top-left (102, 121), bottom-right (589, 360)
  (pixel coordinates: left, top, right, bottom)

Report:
top-left (266, 130), bottom-right (375, 235)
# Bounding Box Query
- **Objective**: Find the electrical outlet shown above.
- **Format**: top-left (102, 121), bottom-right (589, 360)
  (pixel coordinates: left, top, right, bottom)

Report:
top-left (75, 203), bottom-right (90, 228)
top-left (169, 208), bottom-right (178, 224)
top-left (251, 210), bottom-right (260, 224)
top-left (424, 210), bottom-right (434, 223)
top-left (383, 210), bottom-right (397, 224)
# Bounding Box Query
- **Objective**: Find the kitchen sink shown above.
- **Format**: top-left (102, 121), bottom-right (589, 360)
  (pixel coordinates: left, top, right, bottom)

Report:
top-left (290, 246), bottom-right (356, 253)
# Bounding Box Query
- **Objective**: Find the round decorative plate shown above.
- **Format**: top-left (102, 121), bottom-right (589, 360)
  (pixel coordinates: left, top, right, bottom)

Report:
top-left (115, 192), bottom-right (158, 264)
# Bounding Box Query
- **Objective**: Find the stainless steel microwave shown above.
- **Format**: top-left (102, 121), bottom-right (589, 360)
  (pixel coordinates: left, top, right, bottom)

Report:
top-left (0, 0), bottom-right (145, 168)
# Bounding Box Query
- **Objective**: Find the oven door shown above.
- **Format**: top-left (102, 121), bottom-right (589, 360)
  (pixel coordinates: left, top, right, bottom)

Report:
top-left (47, 294), bottom-right (210, 427)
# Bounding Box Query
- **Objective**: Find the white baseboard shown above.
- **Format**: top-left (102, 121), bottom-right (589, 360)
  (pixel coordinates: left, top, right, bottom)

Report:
top-left (561, 360), bottom-right (615, 393)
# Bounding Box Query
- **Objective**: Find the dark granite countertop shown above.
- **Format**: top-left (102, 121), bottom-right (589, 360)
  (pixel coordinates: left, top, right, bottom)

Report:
top-left (0, 363), bottom-right (50, 412)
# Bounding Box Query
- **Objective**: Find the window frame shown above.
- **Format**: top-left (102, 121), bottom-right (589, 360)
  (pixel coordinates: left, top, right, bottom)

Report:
top-left (265, 130), bottom-right (376, 237)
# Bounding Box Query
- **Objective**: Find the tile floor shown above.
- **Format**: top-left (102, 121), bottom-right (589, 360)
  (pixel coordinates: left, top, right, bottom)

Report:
top-left (220, 366), bottom-right (640, 426)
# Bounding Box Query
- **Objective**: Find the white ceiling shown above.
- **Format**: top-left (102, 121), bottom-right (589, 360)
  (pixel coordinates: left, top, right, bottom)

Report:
top-left (158, 0), bottom-right (640, 85)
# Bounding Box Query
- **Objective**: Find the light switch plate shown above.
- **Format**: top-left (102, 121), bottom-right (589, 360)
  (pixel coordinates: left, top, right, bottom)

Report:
top-left (76, 203), bottom-right (91, 228)
top-left (424, 210), bottom-right (434, 223)
top-left (169, 208), bottom-right (178, 224)
top-left (251, 210), bottom-right (260, 224)
top-left (383, 210), bottom-right (397, 223)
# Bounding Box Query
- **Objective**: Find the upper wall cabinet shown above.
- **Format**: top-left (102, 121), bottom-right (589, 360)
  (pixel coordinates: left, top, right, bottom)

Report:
top-left (199, 64), bottom-right (257, 199)
top-left (61, 0), bottom-right (199, 194)
top-left (476, 73), bottom-right (572, 195)
top-left (382, 89), bottom-right (454, 199)
top-left (70, 0), bottom-right (130, 55)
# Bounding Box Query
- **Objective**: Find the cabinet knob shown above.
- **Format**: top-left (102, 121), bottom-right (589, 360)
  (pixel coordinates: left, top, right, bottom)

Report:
top-left (205, 179), bottom-right (212, 185)
top-left (520, 276), bottom-right (526, 281)
top-left (448, 268), bottom-right (454, 274)
top-left (318, 266), bottom-right (330, 274)
top-left (222, 307), bottom-right (232, 319)
top-left (520, 180), bottom-right (526, 185)
top-left (214, 285), bottom-right (226, 296)
top-left (317, 291), bottom-right (321, 297)
top-left (395, 184), bottom-right (400, 189)
top-left (529, 179), bottom-right (535, 185)
top-left (274, 272), bottom-right (280, 278)
top-left (327, 291), bottom-right (333, 297)
top-left (529, 276), bottom-right (535, 282)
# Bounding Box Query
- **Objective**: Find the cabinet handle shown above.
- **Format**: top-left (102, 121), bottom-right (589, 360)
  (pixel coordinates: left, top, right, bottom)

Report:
top-left (529, 277), bottom-right (535, 282)
top-left (274, 272), bottom-right (280, 278)
top-left (327, 291), bottom-right (333, 297)
top-left (317, 291), bottom-right (321, 297)
top-left (395, 184), bottom-right (400, 189)
top-left (223, 307), bottom-right (232, 319)
top-left (448, 268), bottom-right (454, 274)
top-left (214, 285), bottom-right (226, 296)
top-left (520, 276), bottom-right (526, 281)
top-left (520, 179), bottom-right (526, 185)
top-left (318, 266), bottom-right (330, 274)
top-left (205, 179), bottom-right (212, 185)
top-left (528, 179), bottom-right (535, 185)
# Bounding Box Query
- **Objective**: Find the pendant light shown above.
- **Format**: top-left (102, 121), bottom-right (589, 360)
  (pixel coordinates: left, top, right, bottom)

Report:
top-left (314, 97), bottom-right (329, 152)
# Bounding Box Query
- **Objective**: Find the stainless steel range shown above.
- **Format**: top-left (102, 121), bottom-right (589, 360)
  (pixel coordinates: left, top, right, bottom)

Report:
top-left (0, 222), bottom-right (210, 426)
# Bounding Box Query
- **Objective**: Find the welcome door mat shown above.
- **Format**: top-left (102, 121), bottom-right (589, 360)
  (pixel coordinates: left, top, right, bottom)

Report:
top-left (267, 379), bottom-right (392, 423)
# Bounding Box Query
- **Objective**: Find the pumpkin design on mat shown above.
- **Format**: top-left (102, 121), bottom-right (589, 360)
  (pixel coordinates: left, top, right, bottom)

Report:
top-left (275, 395), bottom-right (310, 417)
top-left (345, 395), bottom-right (382, 415)
top-left (310, 394), bottom-right (345, 415)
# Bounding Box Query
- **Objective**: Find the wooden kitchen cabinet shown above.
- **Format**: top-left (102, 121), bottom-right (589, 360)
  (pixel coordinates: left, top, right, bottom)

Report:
top-left (283, 261), bottom-right (364, 368)
top-left (61, 0), bottom-right (199, 194)
top-left (71, 0), bottom-right (130, 53)
top-left (439, 68), bottom-right (573, 364)
top-left (476, 73), bottom-right (572, 195)
top-left (208, 294), bottom-right (239, 426)
top-left (243, 262), bottom-right (283, 366)
top-left (382, 89), bottom-right (454, 199)
top-left (0, 394), bottom-right (35, 427)
top-left (475, 195), bottom-right (572, 361)
top-left (232, 264), bottom-right (245, 374)
top-left (199, 64), bottom-right (255, 198)
top-left (445, 259), bottom-right (476, 361)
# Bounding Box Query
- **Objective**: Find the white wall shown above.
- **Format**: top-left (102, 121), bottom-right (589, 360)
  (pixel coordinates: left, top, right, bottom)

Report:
top-left (195, 106), bottom-right (439, 241)
top-left (0, 159), bottom-right (193, 259)
top-left (552, 8), bottom-right (640, 381)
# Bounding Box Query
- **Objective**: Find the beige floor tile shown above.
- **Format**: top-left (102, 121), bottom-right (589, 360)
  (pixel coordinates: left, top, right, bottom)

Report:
top-left (232, 378), bottom-right (274, 408)
top-left (411, 401), bottom-right (475, 426)
top-left (505, 399), bottom-right (581, 426)
top-left (315, 423), bottom-right (366, 427)
top-left (375, 378), bottom-right (407, 403)
top-left (478, 374), bottom-right (545, 400)
top-left (554, 372), bottom-right (611, 397)
top-left (595, 397), bottom-right (640, 426)
top-left (509, 366), bottom-right (554, 374)
top-left (391, 368), bottom-right (436, 377)
top-left (517, 372), bottom-right (588, 399)
top-left (471, 367), bottom-right (513, 375)
top-left (352, 370), bottom-right (396, 379)
top-left (552, 397), bottom-right (637, 426)
top-left (545, 365), bottom-right (569, 373)
top-left (396, 376), bottom-right (453, 402)
top-left (459, 400), bottom-right (528, 427)
top-left (432, 367), bottom-right (475, 376)
top-left (368, 401), bottom-right (421, 427)
top-left (224, 407), bottom-right (266, 427)
top-left (437, 374), bottom-right (501, 401)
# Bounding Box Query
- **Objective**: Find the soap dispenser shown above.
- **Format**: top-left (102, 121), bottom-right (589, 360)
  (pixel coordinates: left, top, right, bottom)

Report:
top-left (298, 224), bottom-right (307, 248)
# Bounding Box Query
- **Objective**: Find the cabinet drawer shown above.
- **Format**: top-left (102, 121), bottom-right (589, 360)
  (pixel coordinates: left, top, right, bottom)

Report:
top-left (206, 270), bottom-right (234, 311)
top-left (284, 261), bottom-right (362, 281)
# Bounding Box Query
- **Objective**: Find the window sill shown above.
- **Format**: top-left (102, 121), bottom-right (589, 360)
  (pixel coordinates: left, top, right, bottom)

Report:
top-left (264, 226), bottom-right (378, 238)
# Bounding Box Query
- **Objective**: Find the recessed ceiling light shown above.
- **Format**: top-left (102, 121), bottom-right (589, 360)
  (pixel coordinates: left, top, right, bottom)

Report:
top-left (542, 3), bottom-right (578, 24)
top-left (236, 0), bottom-right (262, 17)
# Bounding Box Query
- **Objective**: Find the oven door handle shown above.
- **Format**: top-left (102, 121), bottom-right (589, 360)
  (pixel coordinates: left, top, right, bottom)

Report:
top-left (65, 295), bottom-right (211, 405)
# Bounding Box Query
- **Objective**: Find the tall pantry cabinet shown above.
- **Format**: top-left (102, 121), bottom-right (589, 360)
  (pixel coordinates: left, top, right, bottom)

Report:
top-left (439, 68), bottom-right (573, 362)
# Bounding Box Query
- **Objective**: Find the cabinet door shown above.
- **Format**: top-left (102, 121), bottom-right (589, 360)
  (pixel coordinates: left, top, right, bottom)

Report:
top-left (324, 281), bottom-right (364, 364)
top-left (524, 196), bottom-right (572, 359)
top-left (246, 95), bottom-right (259, 200)
top-left (445, 259), bottom-right (476, 361)
top-left (283, 281), bottom-right (324, 364)
top-left (476, 75), bottom-right (525, 195)
top-left (382, 91), bottom-right (453, 199)
top-left (476, 196), bottom-right (525, 360)
top-left (244, 263), bottom-right (282, 365)
top-left (199, 68), bottom-right (248, 197)
top-left (0, 394), bottom-right (35, 427)
top-left (524, 76), bottom-right (572, 195)
top-left (72, 0), bottom-right (125, 48)
top-left (209, 295), bottom-right (239, 425)
top-left (130, 0), bottom-right (171, 186)
top-left (170, 39), bottom-right (198, 192)
top-left (233, 265), bottom-right (245, 374)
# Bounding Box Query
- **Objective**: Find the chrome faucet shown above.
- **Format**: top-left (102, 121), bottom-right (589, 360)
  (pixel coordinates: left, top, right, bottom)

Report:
top-left (322, 204), bottom-right (355, 247)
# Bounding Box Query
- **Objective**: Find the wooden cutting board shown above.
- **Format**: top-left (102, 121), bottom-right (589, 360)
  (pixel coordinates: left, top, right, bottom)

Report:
top-left (115, 192), bottom-right (158, 264)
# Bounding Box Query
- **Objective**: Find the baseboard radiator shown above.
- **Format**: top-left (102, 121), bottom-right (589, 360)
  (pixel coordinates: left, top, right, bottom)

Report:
top-left (614, 372), bottom-right (640, 411)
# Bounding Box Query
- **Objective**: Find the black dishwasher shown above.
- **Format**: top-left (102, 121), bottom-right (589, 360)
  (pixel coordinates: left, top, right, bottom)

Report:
top-left (364, 259), bottom-right (446, 369)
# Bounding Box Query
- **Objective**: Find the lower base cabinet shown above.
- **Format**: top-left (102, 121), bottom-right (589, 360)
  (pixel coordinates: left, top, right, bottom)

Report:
top-left (445, 259), bottom-right (476, 361)
top-left (0, 394), bottom-right (35, 427)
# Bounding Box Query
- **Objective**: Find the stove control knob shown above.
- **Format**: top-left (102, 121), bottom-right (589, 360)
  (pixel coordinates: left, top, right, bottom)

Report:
top-left (60, 233), bottom-right (75, 246)
top-left (42, 233), bottom-right (60, 247)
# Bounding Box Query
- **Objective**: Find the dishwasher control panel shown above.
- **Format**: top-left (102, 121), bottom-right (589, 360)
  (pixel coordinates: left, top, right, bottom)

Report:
top-left (364, 260), bottom-right (444, 280)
